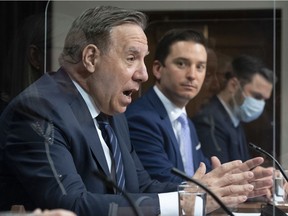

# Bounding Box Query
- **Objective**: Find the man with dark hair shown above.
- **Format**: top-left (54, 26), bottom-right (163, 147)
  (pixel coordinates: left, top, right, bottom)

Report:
top-left (125, 29), bottom-right (272, 200)
top-left (126, 29), bottom-right (212, 183)
top-left (192, 54), bottom-right (274, 163)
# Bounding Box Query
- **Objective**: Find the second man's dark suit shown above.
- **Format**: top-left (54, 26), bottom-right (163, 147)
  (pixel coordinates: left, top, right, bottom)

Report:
top-left (125, 87), bottom-right (211, 184)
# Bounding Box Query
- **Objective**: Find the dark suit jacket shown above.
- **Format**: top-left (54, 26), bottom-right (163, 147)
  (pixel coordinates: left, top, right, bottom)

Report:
top-left (0, 68), bottom-right (176, 216)
top-left (192, 96), bottom-right (250, 163)
top-left (125, 88), bottom-right (211, 183)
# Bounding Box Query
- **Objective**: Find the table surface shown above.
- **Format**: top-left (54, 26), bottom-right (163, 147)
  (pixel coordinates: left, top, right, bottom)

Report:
top-left (210, 201), bottom-right (288, 215)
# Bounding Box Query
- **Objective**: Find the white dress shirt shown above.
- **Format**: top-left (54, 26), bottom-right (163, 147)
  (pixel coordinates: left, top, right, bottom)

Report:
top-left (154, 85), bottom-right (190, 170)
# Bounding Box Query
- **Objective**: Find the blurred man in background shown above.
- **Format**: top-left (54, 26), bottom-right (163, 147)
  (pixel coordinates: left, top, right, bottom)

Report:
top-left (192, 54), bottom-right (274, 163)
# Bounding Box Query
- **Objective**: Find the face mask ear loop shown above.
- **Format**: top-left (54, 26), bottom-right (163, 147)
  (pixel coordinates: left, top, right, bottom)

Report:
top-left (234, 78), bottom-right (246, 97)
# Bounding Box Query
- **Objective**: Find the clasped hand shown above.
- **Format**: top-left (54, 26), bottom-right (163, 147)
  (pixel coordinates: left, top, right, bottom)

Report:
top-left (180, 156), bottom-right (273, 214)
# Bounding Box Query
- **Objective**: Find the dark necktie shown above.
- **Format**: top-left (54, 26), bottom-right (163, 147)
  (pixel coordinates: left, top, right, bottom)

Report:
top-left (96, 113), bottom-right (126, 194)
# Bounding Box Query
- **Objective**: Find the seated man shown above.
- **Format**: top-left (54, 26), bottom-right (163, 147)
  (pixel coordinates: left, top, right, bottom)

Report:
top-left (192, 55), bottom-right (274, 163)
top-left (125, 29), bottom-right (272, 200)
top-left (126, 28), bottom-right (212, 183)
top-left (0, 6), bottom-right (272, 216)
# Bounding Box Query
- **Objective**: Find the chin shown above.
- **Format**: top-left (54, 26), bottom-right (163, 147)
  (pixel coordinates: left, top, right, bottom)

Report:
top-left (114, 106), bottom-right (127, 114)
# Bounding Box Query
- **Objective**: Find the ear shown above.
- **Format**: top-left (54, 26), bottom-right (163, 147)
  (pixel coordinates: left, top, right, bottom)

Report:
top-left (28, 45), bottom-right (42, 70)
top-left (227, 77), bottom-right (239, 93)
top-left (152, 60), bottom-right (163, 80)
top-left (82, 44), bottom-right (100, 73)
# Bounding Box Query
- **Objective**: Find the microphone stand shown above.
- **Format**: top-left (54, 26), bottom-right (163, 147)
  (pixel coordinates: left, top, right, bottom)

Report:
top-left (249, 142), bottom-right (288, 216)
top-left (171, 167), bottom-right (235, 216)
top-left (249, 142), bottom-right (288, 182)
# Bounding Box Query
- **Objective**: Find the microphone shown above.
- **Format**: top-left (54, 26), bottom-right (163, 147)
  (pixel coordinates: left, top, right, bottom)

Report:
top-left (95, 171), bottom-right (143, 216)
top-left (248, 142), bottom-right (288, 182)
top-left (249, 142), bottom-right (288, 216)
top-left (171, 167), bottom-right (235, 216)
top-left (31, 119), bottom-right (142, 216)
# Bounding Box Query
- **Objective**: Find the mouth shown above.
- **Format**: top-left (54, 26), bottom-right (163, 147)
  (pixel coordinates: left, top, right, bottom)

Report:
top-left (182, 83), bottom-right (197, 90)
top-left (123, 90), bottom-right (134, 97)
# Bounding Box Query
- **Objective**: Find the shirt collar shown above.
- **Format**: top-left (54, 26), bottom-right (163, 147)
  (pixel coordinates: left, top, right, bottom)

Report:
top-left (217, 94), bottom-right (240, 127)
top-left (153, 85), bottom-right (186, 122)
top-left (72, 80), bottom-right (100, 119)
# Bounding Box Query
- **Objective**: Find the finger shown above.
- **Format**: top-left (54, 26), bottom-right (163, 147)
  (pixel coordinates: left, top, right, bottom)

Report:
top-left (193, 162), bottom-right (206, 180)
top-left (266, 188), bottom-right (272, 199)
top-left (220, 195), bottom-right (248, 208)
top-left (214, 184), bottom-right (254, 197)
top-left (208, 171), bottom-right (254, 188)
top-left (232, 157), bottom-right (264, 174)
top-left (248, 188), bottom-right (272, 198)
top-left (206, 184), bottom-right (251, 213)
top-left (32, 209), bottom-right (42, 214)
top-left (209, 186), bottom-right (249, 207)
top-left (250, 177), bottom-right (273, 191)
top-left (205, 160), bottom-right (243, 180)
top-left (211, 156), bottom-right (221, 169)
top-left (251, 166), bottom-right (273, 180)
top-left (42, 209), bottom-right (77, 216)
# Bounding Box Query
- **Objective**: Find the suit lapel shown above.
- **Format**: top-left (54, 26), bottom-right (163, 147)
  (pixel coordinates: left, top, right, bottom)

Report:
top-left (54, 68), bottom-right (110, 177)
top-left (146, 89), bottom-right (182, 159)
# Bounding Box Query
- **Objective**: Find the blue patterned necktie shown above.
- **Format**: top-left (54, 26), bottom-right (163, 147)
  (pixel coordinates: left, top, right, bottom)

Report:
top-left (96, 113), bottom-right (126, 194)
top-left (177, 113), bottom-right (194, 177)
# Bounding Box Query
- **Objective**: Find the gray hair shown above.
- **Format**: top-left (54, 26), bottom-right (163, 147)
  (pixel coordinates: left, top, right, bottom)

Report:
top-left (59, 5), bottom-right (147, 64)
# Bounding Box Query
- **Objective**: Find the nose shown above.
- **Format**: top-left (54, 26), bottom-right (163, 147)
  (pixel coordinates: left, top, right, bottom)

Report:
top-left (186, 66), bottom-right (196, 80)
top-left (134, 62), bottom-right (148, 83)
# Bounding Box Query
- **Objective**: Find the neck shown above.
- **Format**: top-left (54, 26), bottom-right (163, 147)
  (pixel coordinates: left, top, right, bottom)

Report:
top-left (155, 84), bottom-right (188, 109)
top-left (217, 90), bottom-right (234, 109)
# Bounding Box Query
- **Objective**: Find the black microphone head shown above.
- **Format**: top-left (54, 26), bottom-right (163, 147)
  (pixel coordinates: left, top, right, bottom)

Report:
top-left (248, 143), bottom-right (288, 182)
top-left (249, 142), bottom-right (261, 151)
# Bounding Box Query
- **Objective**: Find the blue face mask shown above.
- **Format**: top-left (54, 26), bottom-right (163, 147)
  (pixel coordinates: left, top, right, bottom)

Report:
top-left (237, 96), bottom-right (265, 122)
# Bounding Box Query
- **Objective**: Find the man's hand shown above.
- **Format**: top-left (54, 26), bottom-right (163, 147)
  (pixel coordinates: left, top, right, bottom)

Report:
top-left (192, 160), bottom-right (254, 213)
top-left (190, 156), bottom-right (273, 213)
top-left (212, 156), bottom-right (273, 197)
top-left (33, 209), bottom-right (76, 216)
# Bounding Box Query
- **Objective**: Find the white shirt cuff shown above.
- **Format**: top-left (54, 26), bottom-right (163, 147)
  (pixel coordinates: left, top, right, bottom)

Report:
top-left (158, 192), bottom-right (178, 216)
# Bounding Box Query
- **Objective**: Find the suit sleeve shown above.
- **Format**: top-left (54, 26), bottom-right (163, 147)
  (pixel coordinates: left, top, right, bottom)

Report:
top-left (192, 113), bottom-right (231, 163)
top-left (1, 98), bottom-right (163, 216)
top-left (114, 114), bottom-right (177, 193)
top-left (126, 109), bottom-right (185, 184)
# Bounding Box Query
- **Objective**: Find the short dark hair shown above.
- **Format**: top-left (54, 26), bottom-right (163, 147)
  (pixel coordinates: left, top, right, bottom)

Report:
top-left (154, 28), bottom-right (208, 65)
top-left (229, 54), bottom-right (275, 86)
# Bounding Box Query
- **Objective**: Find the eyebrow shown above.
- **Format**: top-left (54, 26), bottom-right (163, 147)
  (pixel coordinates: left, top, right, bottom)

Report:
top-left (127, 47), bottom-right (150, 56)
top-left (173, 57), bottom-right (190, 62)
top-left (198, 60), bottom-right (207, 64)
top-left (174, 57), bottom-right (207, 64)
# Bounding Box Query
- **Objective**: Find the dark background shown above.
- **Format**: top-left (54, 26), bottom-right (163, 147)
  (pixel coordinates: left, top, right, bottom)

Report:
top-left (0, 1), bottom-right (281, 162)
